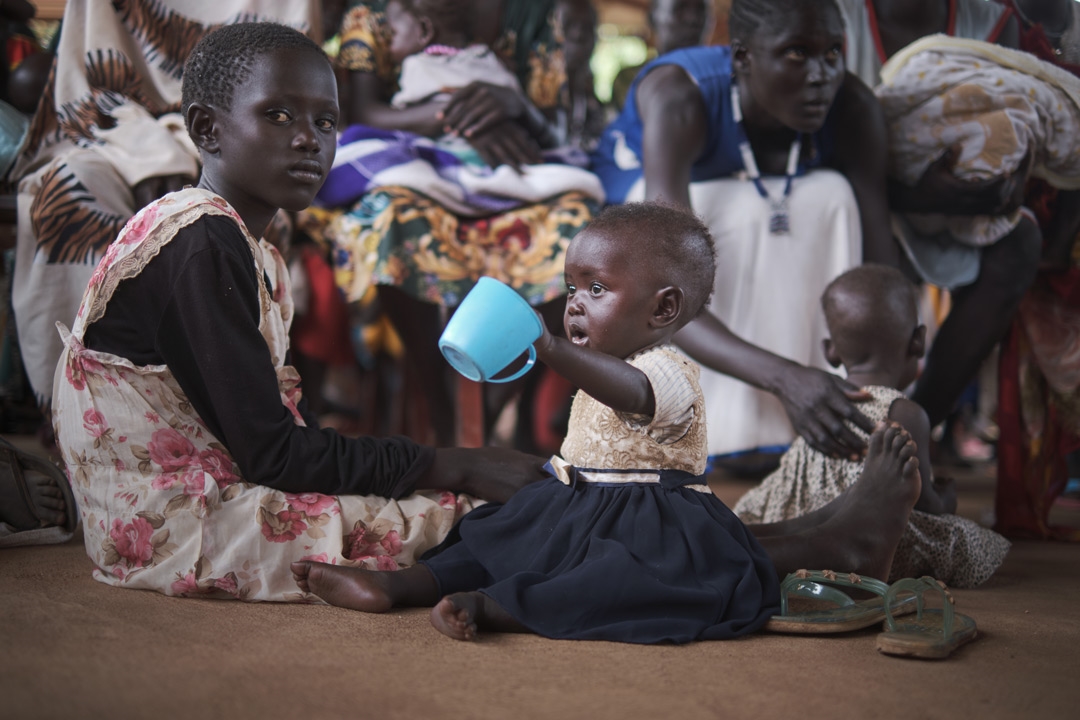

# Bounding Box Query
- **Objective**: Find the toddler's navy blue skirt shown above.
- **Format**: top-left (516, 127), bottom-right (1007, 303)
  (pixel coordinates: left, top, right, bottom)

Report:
top-left (420, 472), bottom-right (781, 644)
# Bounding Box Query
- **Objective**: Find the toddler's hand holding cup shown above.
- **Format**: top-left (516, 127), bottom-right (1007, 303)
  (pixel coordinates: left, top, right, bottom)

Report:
top-left (439, 277), bottom-right (544, 383)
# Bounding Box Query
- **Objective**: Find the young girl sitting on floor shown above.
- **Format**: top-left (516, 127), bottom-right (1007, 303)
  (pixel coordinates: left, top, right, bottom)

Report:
top-left (734, 265), bottom-right (1012, 588)
top-left (49, 22), bottom-right (545, 601)
top-left (292, 204), bottom-right (921, 644)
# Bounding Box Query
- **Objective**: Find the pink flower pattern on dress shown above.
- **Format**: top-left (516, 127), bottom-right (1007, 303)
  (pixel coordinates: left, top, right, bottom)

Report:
top-left (64, 350), bottom-right (105, 391)
top-left (120, 205), bottom-right (158, 246)
top-left (109, 517), bottom-right (154, 568)
top-left (285, 492), bottom-right (337, 517)
top-left (147, 427), bottom-right (200, 472)
top-left (343, 526), bottom-right (403, 562)
top-left (376, 555), bottom-right (400, 571)
top-left (379, 530), bottom-right (403, 556)
top-left (344, 525), bottom-right (373, 560)
top-left (213, 574), bottom-right (238, 595)
top-left (82, 408), bottom-right (108, 437)
top-left (198, 448), bottom-right (240, 489)
top-left (171, 573), bottom-right (200, 595)
top-left (260, 509), bottom-right (307, 543)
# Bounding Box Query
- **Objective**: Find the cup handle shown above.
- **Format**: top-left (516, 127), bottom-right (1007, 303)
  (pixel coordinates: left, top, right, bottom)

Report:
top-left (488, 345), bottom-right (536, 383)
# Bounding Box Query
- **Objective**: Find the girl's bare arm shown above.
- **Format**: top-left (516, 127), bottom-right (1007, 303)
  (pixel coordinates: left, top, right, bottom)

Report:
top-left (534, 322), bottom-right (655, 417)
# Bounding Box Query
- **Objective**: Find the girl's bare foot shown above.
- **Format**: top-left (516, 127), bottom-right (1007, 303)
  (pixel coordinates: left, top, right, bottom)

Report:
top-left (291, 561), bottom-right (441, 612)
top-left (430, 591), bottom-right (529, 641)
top-left (291, 562), bottom-right (396, 612)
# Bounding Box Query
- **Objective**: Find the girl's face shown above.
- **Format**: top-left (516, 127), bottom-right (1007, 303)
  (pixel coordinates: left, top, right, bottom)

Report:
top-left (563, 229), bottom-right (662, 360)
top-left (386, 1), bottom-right (431, 64)
top-left (202, 47), bottom-right (338, 231)
top-left (733, 2), bottom-right (846, 134)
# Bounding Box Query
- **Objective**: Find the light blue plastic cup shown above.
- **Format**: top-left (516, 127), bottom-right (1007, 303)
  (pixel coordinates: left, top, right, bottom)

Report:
top-left (439, 277), bottom-right (543, 383)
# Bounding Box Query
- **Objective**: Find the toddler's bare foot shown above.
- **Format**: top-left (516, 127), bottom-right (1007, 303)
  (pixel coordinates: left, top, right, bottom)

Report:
top-left (430, 591), bottom-right (529, 641)
top-left (824, 422), bottom-right (921, 580)
top-left (431, 593), bottom-right (481, 641)
top-left (291, 561), bottom-right (395, 612)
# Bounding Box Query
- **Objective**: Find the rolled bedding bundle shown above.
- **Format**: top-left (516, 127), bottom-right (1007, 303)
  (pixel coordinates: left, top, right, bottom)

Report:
top-left (877, 35), bottom-right (1080, 247)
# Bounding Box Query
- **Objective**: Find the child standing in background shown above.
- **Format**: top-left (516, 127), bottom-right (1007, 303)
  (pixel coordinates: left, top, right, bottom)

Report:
top-left (735, 265), bottom-right (1011, 588)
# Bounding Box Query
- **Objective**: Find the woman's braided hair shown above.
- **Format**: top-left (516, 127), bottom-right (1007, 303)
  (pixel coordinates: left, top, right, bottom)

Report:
top-left (181, 22), bottom-right (327, 126)
top-left (728, 0), bottom-right (842, 45)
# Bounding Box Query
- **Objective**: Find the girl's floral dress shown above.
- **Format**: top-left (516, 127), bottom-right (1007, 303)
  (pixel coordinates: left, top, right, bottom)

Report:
top-left (52, 188), bottom-right (478, 601)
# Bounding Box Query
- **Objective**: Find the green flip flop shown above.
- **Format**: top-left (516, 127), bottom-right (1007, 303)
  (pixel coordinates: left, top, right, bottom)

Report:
top-left (876, 576), bottom-right (978, 659)
top-left (765, 569), bottom-right (919, 634)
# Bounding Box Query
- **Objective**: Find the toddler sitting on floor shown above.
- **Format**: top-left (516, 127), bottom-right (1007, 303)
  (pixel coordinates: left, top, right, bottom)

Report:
top-left (734, 264), bottom-right (1011, 588)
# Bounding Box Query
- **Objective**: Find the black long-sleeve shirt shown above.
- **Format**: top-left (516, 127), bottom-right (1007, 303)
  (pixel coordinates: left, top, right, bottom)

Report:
top-left (84, 214), bottom-right (431, 498)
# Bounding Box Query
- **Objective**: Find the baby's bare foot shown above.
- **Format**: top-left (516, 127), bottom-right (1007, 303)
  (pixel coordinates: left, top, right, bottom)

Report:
top-left (430, 591), bottom-right (528, 640)
top-left (430, 593), bottom-right (481, 641)
top-left (290, 561), bottom-right (394, 612)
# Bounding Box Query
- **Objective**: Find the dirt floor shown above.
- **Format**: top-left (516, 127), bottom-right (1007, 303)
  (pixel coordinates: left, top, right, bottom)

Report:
top-left (2, 433), bottom-right (1078, 720)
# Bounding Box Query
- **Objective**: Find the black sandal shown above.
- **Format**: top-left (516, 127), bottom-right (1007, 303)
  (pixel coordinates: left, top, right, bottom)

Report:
top-left (0, 436), bottom-right (77, 544)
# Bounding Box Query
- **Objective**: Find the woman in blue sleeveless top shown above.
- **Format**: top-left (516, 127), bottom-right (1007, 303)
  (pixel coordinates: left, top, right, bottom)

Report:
top-left (592, 0), bottom-right (896, 468)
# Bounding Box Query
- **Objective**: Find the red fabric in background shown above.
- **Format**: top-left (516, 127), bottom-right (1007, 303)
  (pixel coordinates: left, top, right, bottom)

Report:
top-left (994, 1), bottom-right (1080, 539)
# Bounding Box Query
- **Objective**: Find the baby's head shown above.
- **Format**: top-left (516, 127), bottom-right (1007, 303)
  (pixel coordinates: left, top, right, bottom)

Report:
top-left (181, 23), bottom-right (338, 217)
top-left (563, 201), bottom-right (716, 359)
top-left (386, 0), bottom-right (470, 63)
top-left (821, 264), bottom-right (926, 390)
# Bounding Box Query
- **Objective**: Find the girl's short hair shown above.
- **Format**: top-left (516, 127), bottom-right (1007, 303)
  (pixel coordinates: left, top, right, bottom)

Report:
top-left (181, 22), bottom-right (326, 125)
top-left (586, 201), bottom-right (717, 321)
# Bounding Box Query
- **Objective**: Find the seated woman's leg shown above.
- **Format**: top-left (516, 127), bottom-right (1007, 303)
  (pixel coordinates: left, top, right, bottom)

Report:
top-left (750, 423), bottom-right (922, 581)
top-left (913, 216), bottom-right (1042, 427)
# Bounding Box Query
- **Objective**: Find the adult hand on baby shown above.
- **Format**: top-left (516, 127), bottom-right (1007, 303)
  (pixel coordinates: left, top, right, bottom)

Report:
top-left (466, 121), bottom-right (542, 170)
top-left (132, 174), bottom-right (195, 212)
top-left (777, 365), bottom-right (876, 460)
top-left (439, 82), bottom-right (527, 138)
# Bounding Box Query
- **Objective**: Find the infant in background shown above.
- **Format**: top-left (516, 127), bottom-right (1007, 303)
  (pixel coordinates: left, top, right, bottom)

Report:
top-left (734, 264), bottom-right (1011, 588)
top-left (385, 0), bottom-right (520, 110)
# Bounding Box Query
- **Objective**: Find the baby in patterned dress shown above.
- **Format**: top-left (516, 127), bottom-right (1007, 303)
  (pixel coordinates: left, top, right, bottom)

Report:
top-left (735, 264), bottom-right (1011, 588)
